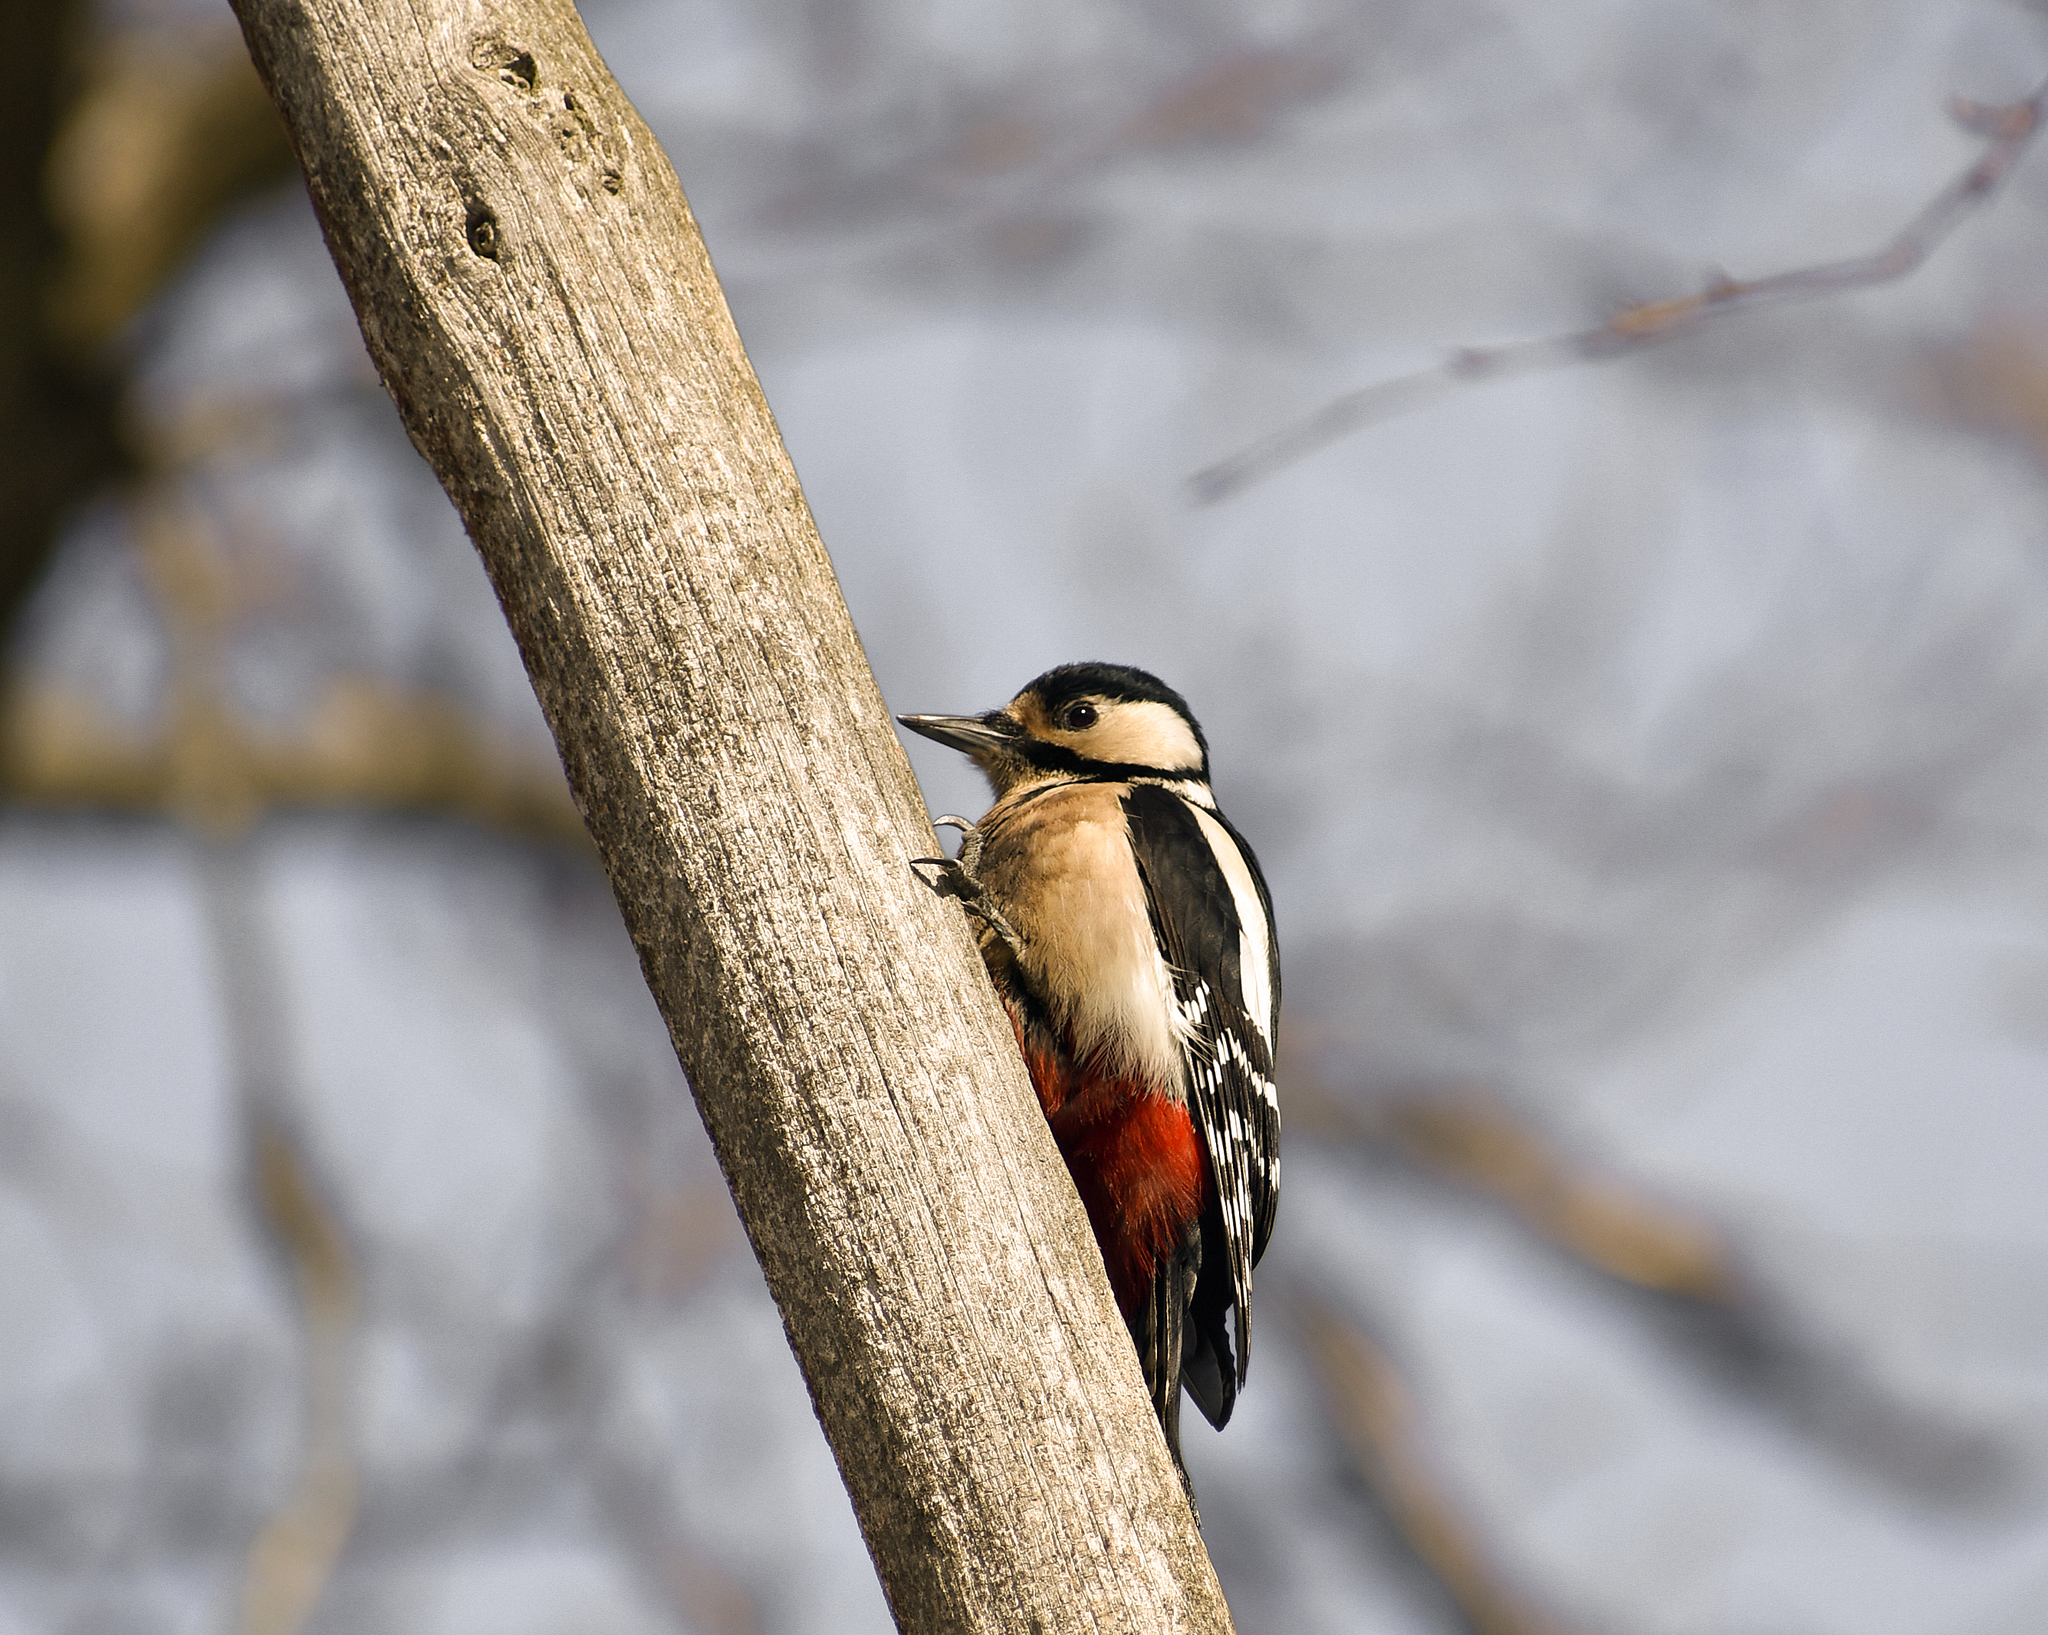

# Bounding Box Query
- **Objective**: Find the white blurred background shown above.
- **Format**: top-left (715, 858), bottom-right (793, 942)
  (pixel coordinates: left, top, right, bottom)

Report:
top-left (5, 2), bottom-right (2048, 1631)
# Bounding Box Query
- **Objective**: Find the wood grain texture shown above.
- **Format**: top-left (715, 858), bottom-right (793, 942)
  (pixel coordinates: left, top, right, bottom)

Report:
top-left (223, 0), bottom-right (1235, 1627)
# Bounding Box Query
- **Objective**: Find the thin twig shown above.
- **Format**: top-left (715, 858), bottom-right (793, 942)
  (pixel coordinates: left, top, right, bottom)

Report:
top-left (197, 847), bottom-right (362, 1635)
top-left (1191, 74), bottom-right (2048, 504)
top-left (237, 1108), bottom-right (361, 1635)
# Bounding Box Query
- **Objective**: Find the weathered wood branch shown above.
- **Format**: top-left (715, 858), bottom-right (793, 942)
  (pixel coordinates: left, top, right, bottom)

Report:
top-left (223, 0), bottom-right (1233, 1627)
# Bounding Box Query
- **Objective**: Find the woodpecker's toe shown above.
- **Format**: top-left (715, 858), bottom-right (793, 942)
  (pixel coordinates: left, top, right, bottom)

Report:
top-left (909, 850), bottom-right (1025, 960)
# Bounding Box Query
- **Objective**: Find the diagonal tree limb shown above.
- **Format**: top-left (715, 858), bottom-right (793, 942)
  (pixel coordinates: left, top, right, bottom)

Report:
top-left (1291, 1292), bottom-right (1568, 1635)
top-left (1191, 73), bottom-right (2048, 505)
top-left (1298, 1077), bottom-right (2014, 1504)
top-left (223, 0), bottom-right (1232, 1628)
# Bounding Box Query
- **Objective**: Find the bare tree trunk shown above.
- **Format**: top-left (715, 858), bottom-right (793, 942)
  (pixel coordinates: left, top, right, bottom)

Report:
top-left (223, 0), bottom-right (1234, 1628)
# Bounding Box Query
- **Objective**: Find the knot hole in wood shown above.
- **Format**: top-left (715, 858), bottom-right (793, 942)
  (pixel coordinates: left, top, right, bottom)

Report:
top-left (468, 36), bottom-right (537, 92)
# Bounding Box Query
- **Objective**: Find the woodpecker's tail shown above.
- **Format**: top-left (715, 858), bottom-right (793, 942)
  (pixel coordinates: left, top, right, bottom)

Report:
top-left (1181, 1204), bottom-right (1239, 1433)
top-left (1129, 1217), bottom-right (1206, 1516)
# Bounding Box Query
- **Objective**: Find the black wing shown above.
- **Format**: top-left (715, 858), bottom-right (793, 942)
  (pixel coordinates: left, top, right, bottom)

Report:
top-left (1121, 782), bottom-right (1281, 1397)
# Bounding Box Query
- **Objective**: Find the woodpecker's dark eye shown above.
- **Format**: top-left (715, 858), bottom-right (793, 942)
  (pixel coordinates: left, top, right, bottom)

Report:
top-left (1063, 702), bottom-right (1098, 731)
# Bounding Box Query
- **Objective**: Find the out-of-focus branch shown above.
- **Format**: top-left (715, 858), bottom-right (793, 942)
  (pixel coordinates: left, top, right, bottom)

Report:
top-left (197, 844), bottom-right (360, 1635)
top-left (1297, 1077), bottom-right (2013, 1503)
top-left (44, 24), bottom-right (295, 352)
top-left (0, 0), bottom-right (121, 643)
top-left (0, 487), bottom-right (585, 842)
top-left (1375, 1093), bottom-right (1738, 1303)
top-left (0, 677), bottom-right (586, 841)
top-left (1, 11), bottom-right (297, 646)
top-left (239, 1111), bottom-right (360, 1635)
top-left (1288, 1075), bottom-right (1741, 1304)
top-left (1191, 73), bottom-right (2048, 504)
top-left (1292, 1293), bottom-right (1567, 1635)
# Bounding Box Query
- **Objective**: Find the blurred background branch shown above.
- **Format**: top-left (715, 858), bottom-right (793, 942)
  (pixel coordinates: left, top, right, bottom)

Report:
top-left (0, 0), bottom-right (121, 643)
top-left (1, 4), bottom-right (294, 644)
top-left (1293, 1292), bottom-right (1565, 1635)
top-left (1191, 70), bottom-right (2048, 504)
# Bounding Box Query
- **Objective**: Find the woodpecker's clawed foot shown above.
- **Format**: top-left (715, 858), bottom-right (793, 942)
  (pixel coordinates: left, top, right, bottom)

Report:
top-left (910, 817), bottom-right (1025, 961)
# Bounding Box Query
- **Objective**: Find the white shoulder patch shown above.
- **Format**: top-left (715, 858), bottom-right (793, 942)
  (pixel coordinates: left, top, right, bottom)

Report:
top-left (1189, 806), bottom-right (1274, 1050)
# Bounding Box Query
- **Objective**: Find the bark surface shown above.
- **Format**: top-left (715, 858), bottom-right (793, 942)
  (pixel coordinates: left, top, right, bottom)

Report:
top-left (224, 0), bottom-right (1235, 1628)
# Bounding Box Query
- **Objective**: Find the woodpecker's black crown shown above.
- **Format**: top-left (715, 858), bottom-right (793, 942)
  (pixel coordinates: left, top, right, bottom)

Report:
top-left (1027, 663), bottom-right (1202, 735)
top-left (1023, 663), bottom-right (1208, 763)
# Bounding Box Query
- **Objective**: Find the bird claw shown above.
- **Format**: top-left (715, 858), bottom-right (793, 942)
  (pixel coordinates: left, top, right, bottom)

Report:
top-left (911, 817), bottom-right (1025, 961)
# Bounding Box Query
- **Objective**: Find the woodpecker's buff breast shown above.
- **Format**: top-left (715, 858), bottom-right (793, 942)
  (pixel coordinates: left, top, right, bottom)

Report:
top-left (899, 662), bottom-right (1281, 1502)
top-left (973, 781), bottom-right (1191, 1093)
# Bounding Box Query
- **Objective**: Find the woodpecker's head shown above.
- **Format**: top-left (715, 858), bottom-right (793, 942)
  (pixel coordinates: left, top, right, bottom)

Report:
top-left (899, 662), bottom-right (1210, 796)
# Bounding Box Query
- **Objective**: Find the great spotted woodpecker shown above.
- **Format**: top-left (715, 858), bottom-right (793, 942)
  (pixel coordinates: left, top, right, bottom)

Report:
top-left (900, 663), bottom-right (1280, 1499)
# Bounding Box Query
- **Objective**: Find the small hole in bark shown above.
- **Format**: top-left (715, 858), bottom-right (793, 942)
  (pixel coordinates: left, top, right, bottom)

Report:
top-left (465, 202), bottom-right (500, 260)
top-left (469, 38), bottom-right (537, 90)
top-left (602, 169), bottom-right (623, 194)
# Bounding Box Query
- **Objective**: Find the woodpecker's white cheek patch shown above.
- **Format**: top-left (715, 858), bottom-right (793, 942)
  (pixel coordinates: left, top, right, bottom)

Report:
top-left (1049, 700), bottom-right (1205, 772)
top-left (1190, 806), bottom-right (1276, 1050)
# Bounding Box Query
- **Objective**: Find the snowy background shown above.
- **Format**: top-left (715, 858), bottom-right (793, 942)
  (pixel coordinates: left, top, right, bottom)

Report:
top-left (6, 1), bottom-right (2048, 1631)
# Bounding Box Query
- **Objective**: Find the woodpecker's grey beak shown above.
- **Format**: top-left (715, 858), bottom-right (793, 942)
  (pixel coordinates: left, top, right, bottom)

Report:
top-left (896, 711), bottom-right (1018, 758)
